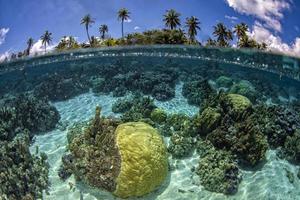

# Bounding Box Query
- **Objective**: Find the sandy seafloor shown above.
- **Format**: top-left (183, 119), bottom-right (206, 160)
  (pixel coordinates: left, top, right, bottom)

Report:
top-left (30, 83), bottom-right (300, 200)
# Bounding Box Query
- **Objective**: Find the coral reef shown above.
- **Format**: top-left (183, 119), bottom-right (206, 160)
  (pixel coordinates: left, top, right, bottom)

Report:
top-left (195, 93), bottom-right (267, 166)
top-left (114, 122), bottom-right (168, 198)
top-left (0, 133), bottom-right (49, 199)
top-left (220, 93), bottom-right (253, 120)
top-left (0, 93), bottom-right (60, 140)
top-left (120, 95), bottom-right (156, 122)
top-left (258, 105), bottom-right (300, 148)
top-left (150, 108), bottom-right (167, 123)
top-left (281, 130), bottom-right (300, 164)
top-left (168, 132), bottom-right (194, 158)
top-left (194, 107), bottom-right (221, 136)
top-left (34, 74), bottom-right (89, 101)
top-left (182, 79), bottom-right (215, 106)
top-left (216, 76), bottom-right (233, 88)
top-left (229, 80), bottom-right (257, 102)
top-left (68, 106), bottom-right (121, 192)
top-left (63, 107), bottom-right (168, 198)
top-left (92, 70), bottom-right (177, 101)
top-left (196, 140), bottom-right (241, 195)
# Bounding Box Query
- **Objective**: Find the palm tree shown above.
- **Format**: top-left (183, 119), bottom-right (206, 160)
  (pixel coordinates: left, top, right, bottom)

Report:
top-left (163, 9), bottom-right (181, 30)
top-left (206, 38), bottom-right (217, 47)
top-left (185, 16), bottom-right (201, 43)
top-left (81, 14), bottom-right (95, 44)
top-left (26, 37), bottom-right (34, 56)
top-left (213, 23), bottom-right (233, 47)
top-left (234, 23), bottom-right (248, 40)
top-left (118, 8), bottom-right (130, 38)
top-left (40, 31), bottom-right (52, 53)
top-left (99, 24), bottom-right (109, 39)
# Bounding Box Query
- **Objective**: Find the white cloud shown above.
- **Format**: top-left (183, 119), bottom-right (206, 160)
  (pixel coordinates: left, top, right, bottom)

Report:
top-left (0, 51), bottom-right (10, 62)
top-left (249, 22), bottom-right (300, 57)
top-left (225, 15), bottom-right (238, 21)
top-left (0, 28), bottom-right (10, 45)
top-left (134, 26), bottom-right (140, 30)
top-left (225, 0), bottom-right (291, 32)
top-left (225, 15), bottom-right (238, 24)
top-left (124, 18), bottom-right (132, 23)
top-left (30, 39), bottom-right (56, 55)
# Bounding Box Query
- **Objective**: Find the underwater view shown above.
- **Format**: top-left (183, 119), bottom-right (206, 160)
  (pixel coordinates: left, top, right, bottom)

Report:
top-left (1, 0), bottom-right (300, 200)
top-left (0, 46), bottom-right (300, 200)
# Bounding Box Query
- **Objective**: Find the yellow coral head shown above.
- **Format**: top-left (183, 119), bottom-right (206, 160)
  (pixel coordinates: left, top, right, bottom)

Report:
top-left (114, 122), bottom-right (168, 198)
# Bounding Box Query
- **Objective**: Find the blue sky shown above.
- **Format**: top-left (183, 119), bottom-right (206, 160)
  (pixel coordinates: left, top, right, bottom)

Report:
top-left (0, 0), bottom-right (300, 57)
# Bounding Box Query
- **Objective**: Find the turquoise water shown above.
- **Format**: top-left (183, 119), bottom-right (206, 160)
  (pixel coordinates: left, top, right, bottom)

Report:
top-left (1, 46), bottom-right (300, 200)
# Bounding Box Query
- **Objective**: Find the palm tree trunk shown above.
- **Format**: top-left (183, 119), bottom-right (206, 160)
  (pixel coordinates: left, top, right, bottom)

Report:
top-left (122, 20), bottom-right (124, 38)
top-left (86, 25), bottom-right (91, 44)
top-left (44, 43), bottom-right (47, 54)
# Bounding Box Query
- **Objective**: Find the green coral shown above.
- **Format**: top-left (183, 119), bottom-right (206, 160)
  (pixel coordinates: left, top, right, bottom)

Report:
top-left (121, 96), bottom-right (156, 122)
top-left (221, 93), bottom-right (252, 120)
top-left (216, 76), bottom-right (233, 88)
top-left (229, 80), bottom-right (257, 102)
top-left (207, 118), bottom-right (268, 166)
top-left (281, 130), bottom-right (300, 164)
top-left (168, 132), bottom-right (194, 158)
top-left (196, 140), bottom-right (240, 195)
top-left (150, 108), bottom-right (167, 123)
top-left (165, 113), bottom-right (192, 132)
top-left (0, 133), bottom-right (49, 199)
top-left (67, 106), bottom-right (121, 192)
top-left (194, 107), bottom-right (221, 136)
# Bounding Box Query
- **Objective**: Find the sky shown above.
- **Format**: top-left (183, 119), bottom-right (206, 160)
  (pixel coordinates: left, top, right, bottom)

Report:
top-left (0, 0), bottom-right (300, 59)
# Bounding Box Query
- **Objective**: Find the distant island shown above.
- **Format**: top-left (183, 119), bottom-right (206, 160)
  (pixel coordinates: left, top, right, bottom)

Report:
top-left (4, 8), bottom-right (267, 62)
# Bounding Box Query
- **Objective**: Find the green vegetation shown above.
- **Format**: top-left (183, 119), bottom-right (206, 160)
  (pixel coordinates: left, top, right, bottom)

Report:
top-left (118, 8), bottom-right (130, 37)
top-left (213, 23), bottom-right (233, 47)
top-left (185, 16), bottom-right (201, 44)
top-left (26, 37), bottom-right (34, 56)
top-left (40, 30), bottom-right (52, 53)
top-left (80, 14), bottom-right (95, 44)
top-left (163, 9), bottom-right (181, 30)
top-left (99, 24), bottom-right (108, 39)
top-left (6, 8), bottom-right (268, 61)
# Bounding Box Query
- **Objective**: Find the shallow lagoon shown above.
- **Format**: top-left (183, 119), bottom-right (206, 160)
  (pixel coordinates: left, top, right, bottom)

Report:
top-left (1, 46), bottom-right (300, 200)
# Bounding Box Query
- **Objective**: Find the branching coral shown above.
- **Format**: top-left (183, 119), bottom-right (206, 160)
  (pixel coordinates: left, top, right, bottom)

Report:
top-left (195, 93), bottom-right (267, 166)
top-left (196, 140), bottom-right (241, 195)
top-left (168, 132), bottom-right (194, 158)
top-left (0, 133), bottom-right (49, 199)
top-left (281, 130), bottom-right (300, 164)
top-left (182, 79), bottom-right (215, 106)
top-left (68, 106), bottom-right (121, 192)
top-left (0, 93), bottom-right (60, 141)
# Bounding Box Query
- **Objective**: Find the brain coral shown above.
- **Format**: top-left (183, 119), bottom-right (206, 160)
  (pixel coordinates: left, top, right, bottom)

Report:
top-left (114, 122), bottom-right (168, 198)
